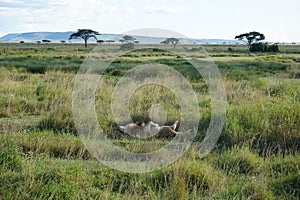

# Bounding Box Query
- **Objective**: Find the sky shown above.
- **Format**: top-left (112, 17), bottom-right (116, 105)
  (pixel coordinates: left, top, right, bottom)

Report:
top-left (0, 0), bottom-right (299, 42)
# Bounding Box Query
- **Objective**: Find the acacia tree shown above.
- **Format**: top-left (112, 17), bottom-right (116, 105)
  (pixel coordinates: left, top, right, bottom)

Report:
top-left (120, 35), bottom-right (138, 50)
top-left (122, 35), bottom-right (136, 43)
top-left (69, 29), bottom-right (101, 48)
top-left (235, 31), bottom-right (265, 49)
top-left (106, 40), bottom-right (115, 45)
top-left (161, 38), bottom-right (180, 49)
top-left (42, 39), bottom-right (51, 43)
top-left (97, 40), bottom-right (104, 45)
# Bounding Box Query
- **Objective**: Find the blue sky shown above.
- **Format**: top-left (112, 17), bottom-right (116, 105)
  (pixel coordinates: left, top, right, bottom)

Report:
top-left (0, 0), bottom-right (299, 42)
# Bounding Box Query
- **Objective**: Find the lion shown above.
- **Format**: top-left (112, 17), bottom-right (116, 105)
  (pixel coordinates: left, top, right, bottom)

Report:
top-left (119, 120), bottom-right (179, 139)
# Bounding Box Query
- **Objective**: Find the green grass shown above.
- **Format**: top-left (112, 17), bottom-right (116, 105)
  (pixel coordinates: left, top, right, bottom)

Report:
top-left (1, 131), bottom-right (299, 199)
top-left (0, 43), bottom-right (299, 199)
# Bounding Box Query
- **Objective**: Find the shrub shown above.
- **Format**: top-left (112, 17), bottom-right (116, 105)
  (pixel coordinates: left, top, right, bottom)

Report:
top-left (268, 44), bottom-right (279, 52)
top-left (250, 43), bottom-right (279, 53)
top-left (250, 43), bottom-right (268, 52)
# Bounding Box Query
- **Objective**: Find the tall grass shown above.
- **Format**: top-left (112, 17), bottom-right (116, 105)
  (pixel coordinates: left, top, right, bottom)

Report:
top-left (1, 130), bottom-right (299, 199)
top-left (1, 43), bottom-right (300, 199)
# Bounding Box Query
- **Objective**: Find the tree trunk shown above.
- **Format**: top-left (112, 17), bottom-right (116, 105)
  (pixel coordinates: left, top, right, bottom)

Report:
top-left (84, 39), bottom-right (88, 48)
top-left (173, 42), bottom-right (177, 49)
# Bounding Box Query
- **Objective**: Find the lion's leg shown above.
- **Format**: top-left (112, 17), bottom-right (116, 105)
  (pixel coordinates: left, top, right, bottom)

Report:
top-left (156, 127), bottom-right (178, 139)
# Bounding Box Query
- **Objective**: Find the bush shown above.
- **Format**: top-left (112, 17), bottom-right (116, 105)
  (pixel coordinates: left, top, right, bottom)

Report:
top-left (250, 43), bottom-right (279, 53)
top-left (267, 44), bottom-right (279, 52)
top-left (250, 43), bottom-right (268, 52)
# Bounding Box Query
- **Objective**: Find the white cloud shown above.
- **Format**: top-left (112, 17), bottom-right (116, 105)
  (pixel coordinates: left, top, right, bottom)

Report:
top-left (145, 6), bottom-right (184, 14)
top-left (123, 6), bottom-right (135, 14)
top-left (0, 0), bottom-right (21, 3)
top-left (0, 6), bottom-right (10, 11)
top-left (0, 6), bottom-right (26, 14)
top-left (1, 0), bottom-right (300, 42)
top-left (0, 0), bottom-right (121, 33)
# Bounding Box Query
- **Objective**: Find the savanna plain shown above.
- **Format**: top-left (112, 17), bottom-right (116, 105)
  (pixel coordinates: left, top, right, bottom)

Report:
top-left (0, 43), bottom-right (299, 199)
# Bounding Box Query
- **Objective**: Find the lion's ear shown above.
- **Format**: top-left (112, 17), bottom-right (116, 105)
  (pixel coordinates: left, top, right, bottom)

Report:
top-left (136, 121), bottom-right (145, 126)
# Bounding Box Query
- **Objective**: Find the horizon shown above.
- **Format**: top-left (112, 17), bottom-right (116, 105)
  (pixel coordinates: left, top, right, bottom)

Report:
top-left (1, 30), bottom-right (299, 44)
top-left (0, 30), bottom-right (241, 41)
top-left (0, 0), bottom-right (299, 42)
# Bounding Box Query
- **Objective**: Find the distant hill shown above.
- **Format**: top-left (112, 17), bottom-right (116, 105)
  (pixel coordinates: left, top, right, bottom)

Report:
top-left (0, 32), bottom-right (76, 42)
top-left (0, 31), bottom-right (241, 44)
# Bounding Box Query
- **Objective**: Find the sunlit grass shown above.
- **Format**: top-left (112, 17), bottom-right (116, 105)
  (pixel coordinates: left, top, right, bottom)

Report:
top-left (0, 43), bottom-right (299, 199)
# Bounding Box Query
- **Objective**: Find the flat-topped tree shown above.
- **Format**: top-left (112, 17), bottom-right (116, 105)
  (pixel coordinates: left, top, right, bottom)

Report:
top-left (235, 31), bottom-right (265, 50)
top-left (42, 39), bottom-right (51, 43)
top-left (161, 38), bottom-right (180, 49)
top-left (97, 40), bottom-right (104, 45)
top-left (106, 40), bottom-right (114, 44)
top-left (69, 29), bottom-right (101, 48)
top-left (122, 35), bottom-right (136, 43)
top-left (119, 35), bottom-right (138, 50)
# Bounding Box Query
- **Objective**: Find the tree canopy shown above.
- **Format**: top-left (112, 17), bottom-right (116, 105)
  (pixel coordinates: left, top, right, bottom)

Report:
top-left (42, 39), bottom-right (51, 43)
top-left (106, 40), bottom-right (115, 45)
top-left (122, 35), bottom-right (137, 43)
top-left (119, 35), bottom-right (138, 50)
top-left (161, 38), bottom-right (180, 48)
top-left (97, 40), bottom-right (104, 44)
top-left (69, 29), bottom-right (101, 48)
top-left (234, 31), bottom-right (279, 52)
top-left (235, 31), bottom-right (265, 48)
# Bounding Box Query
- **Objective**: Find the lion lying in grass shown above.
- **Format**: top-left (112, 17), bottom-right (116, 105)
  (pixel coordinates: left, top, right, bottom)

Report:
top-left (119, 121), bottom-right (179, 139)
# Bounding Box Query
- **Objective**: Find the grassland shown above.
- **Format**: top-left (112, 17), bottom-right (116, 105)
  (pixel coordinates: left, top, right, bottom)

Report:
top-left (0, 43), bottom-right (299, 199)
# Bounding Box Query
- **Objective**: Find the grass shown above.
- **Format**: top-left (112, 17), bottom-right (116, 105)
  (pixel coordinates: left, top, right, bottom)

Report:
top-left (0, 43), bottom-right (299, 199)
top-left (1, 131), bottom-right (299, 199)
